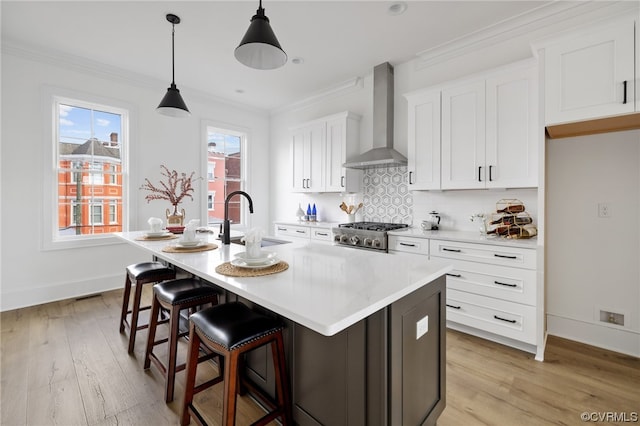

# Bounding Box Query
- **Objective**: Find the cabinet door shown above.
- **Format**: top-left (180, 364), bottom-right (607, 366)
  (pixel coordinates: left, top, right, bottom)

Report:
top-left (324, 117), bottom-right (348, 192)
top-left (441, 80), bottom-right (486, 189)
top-left (291, 123), bottom-right (325, 192)
top-left (291, 128), bottom-right (310, 192)
top-left (486, 65), bottom-right (538, 188)
top-left (406, 90), bottom-right (441, 190)
top-left (544, 18), bottom-right (635, 125)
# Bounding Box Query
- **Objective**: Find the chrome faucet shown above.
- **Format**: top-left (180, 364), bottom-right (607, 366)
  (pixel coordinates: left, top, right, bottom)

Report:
top-left (222, 191), bottom-right (254, 245)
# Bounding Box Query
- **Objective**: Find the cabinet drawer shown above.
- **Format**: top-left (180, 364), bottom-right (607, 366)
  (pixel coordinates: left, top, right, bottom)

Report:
top-left (388, 235), bottom-right (429, 256)
top-left (274, 224), bottom-right (310, 240)
top-left (430, 239), bottom-right (535, 269)
top-left (443, 259), bottom-right (536, 306)
top-left (446, 289), bottom-right (536, 344)
top-left (311, 228), bottom-right (333, 242)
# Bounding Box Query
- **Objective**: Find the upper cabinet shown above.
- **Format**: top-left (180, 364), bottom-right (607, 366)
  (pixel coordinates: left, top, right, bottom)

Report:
top-left (405, 90), bottom-right (441, 190)
top-left (291, 112), bottom-right (361, 193)
top-left (405, 60), bottom-right (538, 191)
top-left (544, 16), bottom-right (636, 126)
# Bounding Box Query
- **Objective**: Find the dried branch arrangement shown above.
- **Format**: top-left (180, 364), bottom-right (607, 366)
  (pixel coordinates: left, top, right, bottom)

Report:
top-left (140, 165), bottom-right (198, 205)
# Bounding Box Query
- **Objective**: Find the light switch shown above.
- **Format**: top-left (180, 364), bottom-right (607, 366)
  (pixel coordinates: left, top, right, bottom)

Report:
top-left (416, 315), bottom-right (429, 340)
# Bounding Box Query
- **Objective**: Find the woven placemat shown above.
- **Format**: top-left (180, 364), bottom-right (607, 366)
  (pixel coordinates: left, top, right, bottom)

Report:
top-left (215, 261), bottom-right (289, 277)
top-left (162, 243), bottom-right (218, 253)
top-left (135, 233), bottom-right (178, 241)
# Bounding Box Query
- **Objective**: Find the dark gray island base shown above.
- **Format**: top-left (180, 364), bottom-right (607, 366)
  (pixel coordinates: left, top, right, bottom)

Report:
top-left (234, 275), bottom-right (446, 426)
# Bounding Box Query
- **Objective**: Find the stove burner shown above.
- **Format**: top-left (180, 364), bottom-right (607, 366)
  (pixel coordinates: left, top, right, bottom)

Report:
top-left (338, 222), bottom-right (409, 232)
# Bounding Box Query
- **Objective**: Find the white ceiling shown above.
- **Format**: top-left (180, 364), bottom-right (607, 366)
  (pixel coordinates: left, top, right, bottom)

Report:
top-left (2, 1), bottom-right (554, 111)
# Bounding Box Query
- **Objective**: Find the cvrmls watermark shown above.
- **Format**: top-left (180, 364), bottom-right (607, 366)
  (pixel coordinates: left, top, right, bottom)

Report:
top-left (581, 412), bottom-right (638, 422)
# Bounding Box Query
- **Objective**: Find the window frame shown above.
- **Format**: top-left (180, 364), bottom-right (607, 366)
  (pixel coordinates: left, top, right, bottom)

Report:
top-left (42, 87), bottom-right (133, 250)
top-left (201, 121), bottom-right (250, 229)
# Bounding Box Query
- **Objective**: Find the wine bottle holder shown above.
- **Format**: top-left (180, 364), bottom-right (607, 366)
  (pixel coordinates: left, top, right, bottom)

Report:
top-left (488, 199), bottom-right (537, 239)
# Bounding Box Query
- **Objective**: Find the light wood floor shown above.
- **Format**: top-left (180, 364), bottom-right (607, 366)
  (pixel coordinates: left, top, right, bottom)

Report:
top-left (1, 288), bottom-right (638, 426)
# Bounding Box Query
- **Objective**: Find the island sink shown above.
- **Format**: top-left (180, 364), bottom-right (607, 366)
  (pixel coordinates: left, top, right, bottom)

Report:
top-left (223, 236), bottom-right (292, 247)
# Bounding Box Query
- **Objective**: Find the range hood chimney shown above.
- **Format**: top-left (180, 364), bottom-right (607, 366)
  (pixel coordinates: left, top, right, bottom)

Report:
top-left (343, 62), bottom-right (407, 169)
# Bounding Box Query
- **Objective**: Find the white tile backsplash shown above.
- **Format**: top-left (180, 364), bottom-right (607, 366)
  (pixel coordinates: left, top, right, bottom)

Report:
top-left (363, 166), bottom-right (412, 223)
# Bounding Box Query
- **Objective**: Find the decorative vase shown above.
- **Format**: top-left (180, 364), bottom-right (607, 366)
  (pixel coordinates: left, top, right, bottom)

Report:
top-left (166, 204), bottom-right (185, 226)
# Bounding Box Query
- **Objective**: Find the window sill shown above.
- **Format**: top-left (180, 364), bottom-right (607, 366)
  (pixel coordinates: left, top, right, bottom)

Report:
top-left (42, 234), bottom-right (124, 251)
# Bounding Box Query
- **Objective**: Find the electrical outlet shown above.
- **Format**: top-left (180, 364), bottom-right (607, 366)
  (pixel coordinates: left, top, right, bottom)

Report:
top-left (416, 315), bottom-right (429, 340)
top-left (598, 203), bottom-right (611, 218)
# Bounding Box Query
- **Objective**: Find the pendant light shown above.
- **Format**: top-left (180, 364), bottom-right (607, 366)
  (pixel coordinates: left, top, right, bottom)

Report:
top-left (235, 0), bottom-right (287, 70)
top-left (157, 13), bottom-right (190, 117)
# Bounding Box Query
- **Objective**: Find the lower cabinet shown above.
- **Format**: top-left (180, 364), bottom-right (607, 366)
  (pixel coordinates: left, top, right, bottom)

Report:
top-left (390, 235), bottom-right (542, 357)
top-left (274, 222), bottom-right (335, 245)
top-left (429, 239), bottom-right (539, 353)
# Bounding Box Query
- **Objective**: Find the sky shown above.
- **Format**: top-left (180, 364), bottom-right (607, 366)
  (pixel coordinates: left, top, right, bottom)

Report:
top-left (59, 104), bottom-right (122, 144)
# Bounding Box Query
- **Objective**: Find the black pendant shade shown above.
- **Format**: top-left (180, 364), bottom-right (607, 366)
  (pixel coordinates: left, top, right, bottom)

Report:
top-left (157, 14), bottom-right (190, 117)
top-left (235, 0), bottom-right (287, 70)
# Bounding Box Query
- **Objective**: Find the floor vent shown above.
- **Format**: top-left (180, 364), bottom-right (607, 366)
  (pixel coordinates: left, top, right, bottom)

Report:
top-left (599, 310), bottom-right (625, 327)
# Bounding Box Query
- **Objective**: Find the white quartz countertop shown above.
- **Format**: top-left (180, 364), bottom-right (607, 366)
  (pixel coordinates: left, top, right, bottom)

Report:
top-left (387, 228), bottom-right (539, 249)
top-left (115, 231), bottom-right (451, 336)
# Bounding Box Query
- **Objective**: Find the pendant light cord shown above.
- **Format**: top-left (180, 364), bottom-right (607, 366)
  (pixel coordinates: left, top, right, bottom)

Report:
top-left (171, 22), bottom-right (176, 86)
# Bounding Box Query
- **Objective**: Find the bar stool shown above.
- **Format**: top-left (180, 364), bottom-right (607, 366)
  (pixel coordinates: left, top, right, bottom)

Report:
top-left (119, 261), bottom-right (176, 353)
top-left (180, 302), bottom-right (292, 426)
top-left (144, 278), bottom-right (220, 403)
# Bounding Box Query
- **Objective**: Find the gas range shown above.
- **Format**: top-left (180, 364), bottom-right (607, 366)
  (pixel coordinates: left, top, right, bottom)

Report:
top-left (332, 222), bottom-right (409, 252)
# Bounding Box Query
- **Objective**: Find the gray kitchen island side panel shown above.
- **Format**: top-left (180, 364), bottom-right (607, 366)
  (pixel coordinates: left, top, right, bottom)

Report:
top-left (293, 276), bottom-right (446, 426)
top-left (390, 276), bottom-right (446, 426)
top-left (292, 321), bottom-right (367, 425)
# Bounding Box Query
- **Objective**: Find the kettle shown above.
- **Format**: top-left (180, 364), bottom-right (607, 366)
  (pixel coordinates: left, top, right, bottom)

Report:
top-left (421, 211), bottom-right (441, 231)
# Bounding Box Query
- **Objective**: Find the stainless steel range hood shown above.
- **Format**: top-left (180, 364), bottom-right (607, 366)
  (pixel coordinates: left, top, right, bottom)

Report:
top-left (343, 62), bottom-right (407, 169)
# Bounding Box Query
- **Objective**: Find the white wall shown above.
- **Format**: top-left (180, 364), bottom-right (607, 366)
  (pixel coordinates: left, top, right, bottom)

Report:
top-left (546, 131), bottom-right (640, 356)
top-left (0, 48), bottom-right (270, 311)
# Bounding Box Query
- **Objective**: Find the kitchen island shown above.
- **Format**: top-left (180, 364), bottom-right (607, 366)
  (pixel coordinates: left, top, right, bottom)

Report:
top-left (115, 231), bottom-right (451, 425)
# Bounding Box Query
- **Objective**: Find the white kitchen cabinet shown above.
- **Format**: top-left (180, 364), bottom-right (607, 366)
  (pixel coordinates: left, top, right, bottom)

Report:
top-left (388, 234), bottom-right (430, 256)
top-left (405, 60), bottom-right (538, 190)
top-left (429, 238), bottom-right (539, 351)
top-left (274, 222), bottom-right (334, 245)
top-left (544, 15), bottom-right (636, 125)
top-left (441, 79), bottom-right (486, 189)
top-left (485, 65), bottom-right (538, 188)
top-left (274, 223), bottom-right (311, 241)
top-left (291, 112), bottom-right (361, 193)
top-left (291, 122), bottom-right (324, 192)
top-left (405, 89), bottom-right (441, 190)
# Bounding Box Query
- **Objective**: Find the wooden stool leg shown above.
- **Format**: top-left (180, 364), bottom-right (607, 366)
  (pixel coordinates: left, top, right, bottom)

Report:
top-left (128, 279), bottom-right (145, 353)
top-left (165, 305), bottom-right (182, 403)
top-left (119, 274), bottom-right (132, 333)
top-left (143, 295), bottom-right (161, 369)
top-left (223, 352), bottom-right (240, 426)
top-left (181, 323), bottom-right (201, 426)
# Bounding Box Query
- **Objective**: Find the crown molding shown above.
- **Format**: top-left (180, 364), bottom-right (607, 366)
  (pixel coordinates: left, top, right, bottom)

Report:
top-left (413, 1), bottom-right (630, 71)
top-left (271, 76), bottom-right (364, 117)
top-left (1, 38), bottom-right (269, 116)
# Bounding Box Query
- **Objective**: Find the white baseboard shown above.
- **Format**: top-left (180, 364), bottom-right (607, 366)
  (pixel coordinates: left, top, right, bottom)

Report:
top-left (446, 320), bottom-right (541, 359)
top-left (1, 274), bottom-right (121, 312)
top-left (547, 314), bottom-right (640, 357)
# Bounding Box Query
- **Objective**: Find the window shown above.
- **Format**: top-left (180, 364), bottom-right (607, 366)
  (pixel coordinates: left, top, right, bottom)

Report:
top-left (109, 201), bottom-right (118, 224)
top-left (49, 93), bottom-right (128, 245)
top-left (205, 126), bottom-right (245, 226)
top-left (90, 202), bottom-right (103, 225)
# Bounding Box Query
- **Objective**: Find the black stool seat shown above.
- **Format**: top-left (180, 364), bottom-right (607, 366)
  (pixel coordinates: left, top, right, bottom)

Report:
top-left (119, 261), bottom-right (176, 353)
top-left (190, 302), bottom-right (283, 350)
top-left (155, 278), bottom-right (219, 306)
top-left (127, 261), bottom-right (174, 281)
